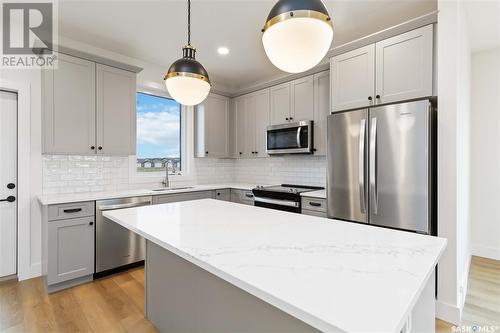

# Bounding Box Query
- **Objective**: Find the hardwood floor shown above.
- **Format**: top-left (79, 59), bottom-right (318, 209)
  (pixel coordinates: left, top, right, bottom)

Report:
top-left (0, 268), bottom-right (157, 333)
top-left (0, 256), bottom-right (498, 332)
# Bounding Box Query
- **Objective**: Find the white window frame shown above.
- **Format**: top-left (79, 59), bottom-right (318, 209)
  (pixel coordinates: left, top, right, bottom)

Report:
top-left (129, 86), bottom-right (195, 184)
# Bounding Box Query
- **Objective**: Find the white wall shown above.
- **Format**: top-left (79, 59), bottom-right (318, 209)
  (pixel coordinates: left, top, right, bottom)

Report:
top-left (470, 48), bottom-right (500, 260)
top-left (436, 0), bottom-right (472, 324)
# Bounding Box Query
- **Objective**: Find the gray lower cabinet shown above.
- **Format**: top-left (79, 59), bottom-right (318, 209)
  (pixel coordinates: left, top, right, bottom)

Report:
top-left (230, 189), bottom-right (255, 206)
top-left (215, 189), bottom-right (230, 201)
top-left (153, 191), bottom-right (215, 205)
top-left (301, 197), bottom-right (327, 218)
top-left (44, 201), bottom-right (95, 292)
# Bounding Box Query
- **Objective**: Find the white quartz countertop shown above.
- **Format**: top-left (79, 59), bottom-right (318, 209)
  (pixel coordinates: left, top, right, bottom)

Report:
top-left (37, 183), bottom-right (259, 205)
top-left (300, 189), bottom-right (326, 199)
top-left (104, 199), bottom-right (446, 333)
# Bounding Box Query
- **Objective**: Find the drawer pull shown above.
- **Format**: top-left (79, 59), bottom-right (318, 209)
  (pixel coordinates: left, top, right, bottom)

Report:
top-left (63, 208), bottom-right (82, 213)
top-left (309, 202), bottom-right (322, 207)
top-left (245, 193), bottom-right (254, 198)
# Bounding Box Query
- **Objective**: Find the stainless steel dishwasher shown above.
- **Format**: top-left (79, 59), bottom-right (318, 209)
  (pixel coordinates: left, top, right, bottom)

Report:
top-left (95, 196), bottom-right (152, 277)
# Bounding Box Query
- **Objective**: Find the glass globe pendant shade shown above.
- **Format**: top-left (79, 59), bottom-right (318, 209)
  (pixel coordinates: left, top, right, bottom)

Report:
top-left (164, 46), bottom-right (211, 106)
top-left (262, 0), bottom-right (333, 73)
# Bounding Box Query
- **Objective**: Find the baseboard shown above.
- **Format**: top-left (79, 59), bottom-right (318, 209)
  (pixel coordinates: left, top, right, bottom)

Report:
top-left (17, 262), bottom-right (42, 281)
top-left (472, 245), bottom-right (500, 261)
top-left (436, 300), bottom-right (462, 325)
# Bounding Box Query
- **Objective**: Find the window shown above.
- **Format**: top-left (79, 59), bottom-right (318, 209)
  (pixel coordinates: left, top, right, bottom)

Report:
top-left (136, 92), bottom-right (182, 173)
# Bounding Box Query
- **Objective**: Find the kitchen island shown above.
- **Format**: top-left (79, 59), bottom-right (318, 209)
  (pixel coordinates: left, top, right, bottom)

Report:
top-left (104, 199), bottom-right (446, 333)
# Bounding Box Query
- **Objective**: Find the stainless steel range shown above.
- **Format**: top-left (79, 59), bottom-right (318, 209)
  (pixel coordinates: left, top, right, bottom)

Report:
top-left (252, 184), bottom-right (324, 213)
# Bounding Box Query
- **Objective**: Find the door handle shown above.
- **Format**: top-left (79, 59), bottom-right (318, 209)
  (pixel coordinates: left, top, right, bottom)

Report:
top-left (0, 196), bottom-right (15, 203)
top-left (359, 118), bottom-right (366, 214)
top-left (370, 117), bottom-right (378, 215)
top-left (296, 126), bottom-right (302, 147)
top-left (308, 202), bottom-right (322, 207)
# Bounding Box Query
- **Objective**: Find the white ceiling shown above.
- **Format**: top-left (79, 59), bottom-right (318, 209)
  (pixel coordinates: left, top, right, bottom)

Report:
top-left (463, 0), bottom-right (500, 53)
top-left (58, 0), bottom-right (436, 91)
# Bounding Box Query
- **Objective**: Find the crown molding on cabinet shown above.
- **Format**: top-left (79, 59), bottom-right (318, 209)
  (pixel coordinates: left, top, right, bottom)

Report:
top-left (44, 45), bottom-right (143, 74)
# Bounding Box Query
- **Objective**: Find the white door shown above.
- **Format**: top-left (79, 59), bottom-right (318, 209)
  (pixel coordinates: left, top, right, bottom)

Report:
top-left (313, 71), bottom-right (330, 156)
top-left (331, 44), bottom-right (375, 112)
top-left (244, 94), bottom-right (256, 158)
top-left (253, 89), bottom-right (270, 158)
top-left (234, 96), bottom-right (246, 158)
top-left (0, 90), bottom-right (17, 278)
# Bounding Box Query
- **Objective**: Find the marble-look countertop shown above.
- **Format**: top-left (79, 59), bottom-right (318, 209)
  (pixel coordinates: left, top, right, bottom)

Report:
top-left (300, 189), bottom-right (326, 199)
top-left (38, 183), bottom-right (259, 205)
top-left (104, 199), bottom-right (446, 333)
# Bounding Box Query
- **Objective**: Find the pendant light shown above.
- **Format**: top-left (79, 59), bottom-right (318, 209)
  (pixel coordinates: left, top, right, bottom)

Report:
top-left (164, 0), bottom-right (211, 106)
top-left (262, 0), bottom-right (333, 73)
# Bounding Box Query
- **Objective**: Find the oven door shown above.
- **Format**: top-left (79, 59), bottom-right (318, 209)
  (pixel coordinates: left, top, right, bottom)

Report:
top-left (254, 196), bottom-right (300, 213)
top-left (266, 121), bottom-right (313, 154)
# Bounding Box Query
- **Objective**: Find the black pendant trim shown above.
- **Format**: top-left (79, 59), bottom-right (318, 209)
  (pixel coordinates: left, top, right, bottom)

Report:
top-left (164, 45), bottom-right (211, 84)
top-left (266, 0), bottom-right (329, 22)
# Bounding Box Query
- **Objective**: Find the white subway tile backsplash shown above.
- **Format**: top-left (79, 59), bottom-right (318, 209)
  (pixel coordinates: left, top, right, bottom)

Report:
top-left (42, 154), bottom-right (327, 195)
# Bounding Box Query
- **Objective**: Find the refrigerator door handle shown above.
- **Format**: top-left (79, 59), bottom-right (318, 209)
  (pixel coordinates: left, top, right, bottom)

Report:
top-left (358, 119), bottom-right (366, 214)
top-left (370, 117), bottom-right (378, 215)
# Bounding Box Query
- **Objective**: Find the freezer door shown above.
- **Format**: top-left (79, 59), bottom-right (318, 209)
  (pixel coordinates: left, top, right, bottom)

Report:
top-left (369, 100), bottom-right (430, 233)
top-left (327, 109), bottom-right (368, 223)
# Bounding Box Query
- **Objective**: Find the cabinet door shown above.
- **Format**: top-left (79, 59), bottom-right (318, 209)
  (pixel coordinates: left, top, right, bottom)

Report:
top-left (291, 75), bottom-right (314, 122)
top-left (205, 94), bottom-right (230, 157)
top-left (331, 44), bottom-right (375, 112)
top-left (234, 96), bottom-right (246, 158)
top-left (43, 53), bottom-right (96, 154)
top-left (375, 25), bottom-right (433, 104)
top-left (253, 89), bottom-right (270, 158)
top-left (270, 82), bottom-right (291, 125)
top-left (244, 94), bottom-right (256, 158)
top-left (96, 64), bottom-right (136, 155)
top-left (313, 71), bottom-right (330, 156)
top-left (47, 217), bottom-right (94, 285)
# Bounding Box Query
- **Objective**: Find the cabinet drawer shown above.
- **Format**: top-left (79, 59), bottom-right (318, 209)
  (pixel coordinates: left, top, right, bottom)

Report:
top-left (301, 197), bottom-right (326, 213)
top-left (302, 209), bottom-right (328, 218)
top-left (215, 189), bottom-right (230, 201)
top-left (48, 201), bottom-right (95, 221)
top-left (153, 191), bottom-right (215, 205)
top-left (230, 189), bottom-right (255, 205)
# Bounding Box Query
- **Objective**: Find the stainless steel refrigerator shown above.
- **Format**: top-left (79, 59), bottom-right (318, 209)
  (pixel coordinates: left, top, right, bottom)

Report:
top-left (327, 99), bottom-right (436, 234)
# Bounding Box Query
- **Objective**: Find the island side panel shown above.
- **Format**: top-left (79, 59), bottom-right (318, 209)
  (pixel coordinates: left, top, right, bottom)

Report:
top-left (408, 270), bottom-right (436, 333)
top-left (145, 240), bottom-right (321, 333)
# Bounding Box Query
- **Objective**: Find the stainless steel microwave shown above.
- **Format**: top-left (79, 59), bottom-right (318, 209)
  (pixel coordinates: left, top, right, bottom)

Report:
top-left (266, 121), bottom-right (313, 155)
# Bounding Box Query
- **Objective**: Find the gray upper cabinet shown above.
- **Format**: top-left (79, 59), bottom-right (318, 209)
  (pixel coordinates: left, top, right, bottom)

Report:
top-left (290, 75), bottom-right (314, 122)
top-left (43, 53), bottom-right (96, 154)
top-left (195, 93), bottom-right (230, 158)
top-left (331, 44), bottom-right (375, 112)
top-left (270, 82), bottom-right (291, 125)
top-left (43, 52), bottom-right (138, 155)
top-left (253, 89), bottom-right (270, 158)
top-left (313, 71), bottom-right (330, 156)
top-left (234, 96), bottom-right (246, 158)
top-left (375, 25), bottom-right (433, 104)
top-left (96, 64), bottom-right (137, 155)
top-left (331, 25), bottom-right (433, 112)
top-left (47, 216), bottom-right (94, 285)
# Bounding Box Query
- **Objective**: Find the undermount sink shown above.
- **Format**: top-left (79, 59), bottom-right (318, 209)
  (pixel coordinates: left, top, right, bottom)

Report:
top-left (151, 187), bottom-right (194, 192)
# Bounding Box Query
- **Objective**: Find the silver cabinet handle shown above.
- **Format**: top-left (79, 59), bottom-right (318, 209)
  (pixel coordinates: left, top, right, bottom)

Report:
top-left (359, 118), bottom-right (366, 214)
top-left (98, 201), bottom-right (151, 211)
top-left (370, 117), bottom-right (378, 215)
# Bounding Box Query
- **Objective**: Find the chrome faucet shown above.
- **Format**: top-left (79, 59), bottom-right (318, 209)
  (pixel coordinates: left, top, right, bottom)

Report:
top-left (162, 160), bottom-right (171, 188)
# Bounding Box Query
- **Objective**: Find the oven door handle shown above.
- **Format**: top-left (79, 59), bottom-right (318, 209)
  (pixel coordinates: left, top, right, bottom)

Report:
top-left (254, 196), bottom-right (299, 208)
top-left (296, 126), bottom-right (302, 148)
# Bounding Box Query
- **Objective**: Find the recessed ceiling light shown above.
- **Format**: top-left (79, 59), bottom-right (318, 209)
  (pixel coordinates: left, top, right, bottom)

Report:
top-left (217, 47), bottom-right (230, 55)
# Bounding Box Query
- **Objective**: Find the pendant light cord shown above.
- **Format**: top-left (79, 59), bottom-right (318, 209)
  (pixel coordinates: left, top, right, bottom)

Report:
top-left (187, 0), bottom-right (191, 46)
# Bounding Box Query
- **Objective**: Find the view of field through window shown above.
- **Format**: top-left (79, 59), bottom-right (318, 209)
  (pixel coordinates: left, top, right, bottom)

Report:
top-left (136, 92), bottom-right (181, 172)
